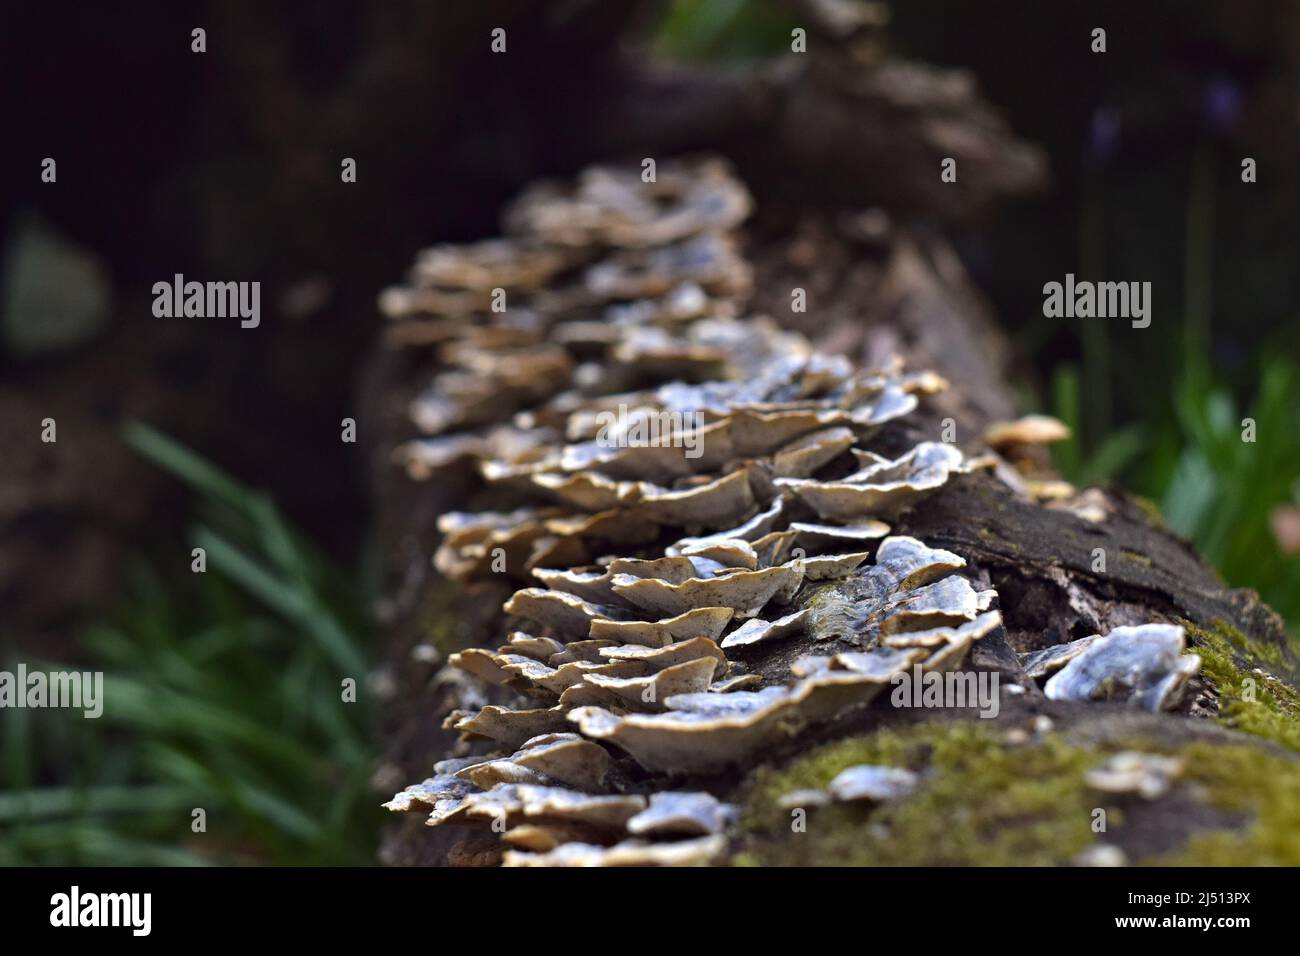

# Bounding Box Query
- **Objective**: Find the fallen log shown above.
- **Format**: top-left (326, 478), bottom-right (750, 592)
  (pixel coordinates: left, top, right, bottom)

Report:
top-left (362, 37), bottom-right (1298, 869)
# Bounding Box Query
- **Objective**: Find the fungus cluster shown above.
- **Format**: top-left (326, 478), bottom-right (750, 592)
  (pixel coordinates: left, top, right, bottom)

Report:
top-left (1036, 623), bottom-right (1200, 712)
top-left (381, 158), bottom-right (1203, 866)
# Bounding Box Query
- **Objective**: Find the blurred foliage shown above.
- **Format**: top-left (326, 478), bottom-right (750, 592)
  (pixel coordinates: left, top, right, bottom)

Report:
top-left (1049, 134), bottom-right (1300, 635)
top-left (1051, 355), bottom-right (1300, 636)
top-left (0, 424), bottom-right (378, 865)
top-left (654, 0), bottom-right (794, 62)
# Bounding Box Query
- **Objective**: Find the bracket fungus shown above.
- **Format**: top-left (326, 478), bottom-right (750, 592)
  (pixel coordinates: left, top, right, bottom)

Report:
top-left (1041, 624), bottom-right (1201, 712)
top-left (1084, 751), bottom-right (1185, 800)
top-left (777, 764), bottom-right (921, 809)
top-left (380, 158), bottom-right (1219, 867)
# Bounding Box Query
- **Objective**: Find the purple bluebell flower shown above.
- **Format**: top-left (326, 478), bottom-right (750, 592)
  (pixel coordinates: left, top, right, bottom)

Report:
top-left (1203, 78), bottom-right (1243, 133)
top-left (1085, 106), bottom-right (1121, 170)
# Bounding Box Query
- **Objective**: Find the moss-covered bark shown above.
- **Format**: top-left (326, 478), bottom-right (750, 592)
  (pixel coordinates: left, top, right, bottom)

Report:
top-left (736, 714), bottom-right (1300, 867)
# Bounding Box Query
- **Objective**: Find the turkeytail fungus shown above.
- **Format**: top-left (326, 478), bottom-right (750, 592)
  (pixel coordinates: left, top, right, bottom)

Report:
top-left (375, 158), bottom-right (1237, 867)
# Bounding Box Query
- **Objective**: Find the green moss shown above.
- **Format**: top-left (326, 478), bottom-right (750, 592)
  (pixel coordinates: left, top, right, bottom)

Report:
top-left (1130, 494), bottom-right (1166, 528)
top-left (1212, 618), bottom-right (1290, 671)
top-left (975, 526), bottom-right (1020, 552)
top-left (1185, 619), bottom-right (1300, 752)
top-left (736, 616), bottom-right (1300, 865)
top-left (1118, 549), bottom-right (1153, 567)
top-left (737, 718), bottom-right (1300, 867)
top-left (1147, 742), bottom-right (1300, 865)
top-left (740, 721), bottom-right (1114, 865)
